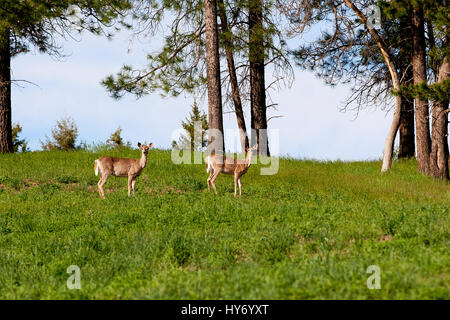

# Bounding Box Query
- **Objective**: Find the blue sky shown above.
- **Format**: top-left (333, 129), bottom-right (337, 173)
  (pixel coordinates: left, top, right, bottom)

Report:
top-left (11, 28), bottom-right (395, 161)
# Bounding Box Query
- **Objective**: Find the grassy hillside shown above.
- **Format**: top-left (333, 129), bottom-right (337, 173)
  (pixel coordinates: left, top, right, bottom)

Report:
top-left (0, 149), bottom-right (448, 299)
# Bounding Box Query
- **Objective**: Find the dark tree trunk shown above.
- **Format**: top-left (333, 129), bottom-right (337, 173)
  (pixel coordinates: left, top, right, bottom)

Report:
top-left (398, 16), bottom-right (415, 159)
top-left (249, 0), bottom-right (269, 156)
top-left (217, 0), bottom-right (249, 152)
top-left (411, 6), bottom-right (431, 174)
top-left (398, 96), bottom-right (415, 159)
top-left (398, 65), bottom-right (415, 160)
top-left (0, 28), bottom-right (13, 153)
top-left (205, 0), bottom-right (225, 155)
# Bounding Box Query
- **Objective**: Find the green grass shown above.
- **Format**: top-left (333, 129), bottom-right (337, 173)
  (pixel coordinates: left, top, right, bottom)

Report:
top-left (0, 149), bottom-right (448, 299)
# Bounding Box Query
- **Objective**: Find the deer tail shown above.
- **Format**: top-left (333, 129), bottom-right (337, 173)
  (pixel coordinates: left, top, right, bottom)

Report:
top-left (94, 160), bottom-right (99, 176)
top-left (206, 156), bottom-right (210, 173)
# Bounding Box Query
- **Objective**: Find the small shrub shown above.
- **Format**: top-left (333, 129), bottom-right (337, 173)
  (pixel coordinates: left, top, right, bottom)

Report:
top-left (41, 116), bottom-right (79, 151)
top-left (12, 123), bottom-right (29, 152)
top-left (106, 126), bottom-right (131, 149)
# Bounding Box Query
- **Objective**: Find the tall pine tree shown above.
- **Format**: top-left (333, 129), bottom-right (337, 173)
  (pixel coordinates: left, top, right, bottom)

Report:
top-left (0, 0), bottom-right (131, 152)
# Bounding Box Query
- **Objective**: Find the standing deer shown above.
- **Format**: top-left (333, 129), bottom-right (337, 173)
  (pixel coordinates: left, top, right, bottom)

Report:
top-left (206, 144), bottom-right (258, 197)
top-left (94, 142), bottom-right (153, 198)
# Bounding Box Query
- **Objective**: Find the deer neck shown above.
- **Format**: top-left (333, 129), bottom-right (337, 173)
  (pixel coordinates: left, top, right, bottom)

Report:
top-left (139, 152), bottom-right (148, 168)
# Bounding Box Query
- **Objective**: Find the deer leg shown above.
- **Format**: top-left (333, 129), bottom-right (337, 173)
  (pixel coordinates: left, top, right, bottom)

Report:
top-left (98, 174), bottom-right (109, 199)
top-left (97, 178), bottom-right (104, 199)
top-left (210, 171), bottom-right (220, 195)
top-left (131, 178), bottom-right (136, 196)
top-left (238, 177), bottom-right (242, 196)
top-left (234, 173), bottom-right (238, 197)
top-left (207, 169), bottom-right (213, 192)
top-left (128, 176), bottom-right (133, 197)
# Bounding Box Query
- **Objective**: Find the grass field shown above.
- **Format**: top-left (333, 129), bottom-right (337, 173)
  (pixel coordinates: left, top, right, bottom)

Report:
top-left (0, 148), bottom-right (448, 299)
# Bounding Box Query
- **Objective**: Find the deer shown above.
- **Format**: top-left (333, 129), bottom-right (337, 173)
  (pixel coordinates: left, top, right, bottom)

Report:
top-left (94, 142), bottom-right (153, 198)
top-left (205, 144), bottom-right (258, 197)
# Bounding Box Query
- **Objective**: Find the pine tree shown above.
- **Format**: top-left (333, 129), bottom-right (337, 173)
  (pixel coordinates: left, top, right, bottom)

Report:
top-left (102, 0), bottom-right (292, 154)
top-left (285, 0), bottom-right (448, 178)
top-left (107, 126), bottom-right (131, 149)
top-left (0, 0), bottom-right (131, 153)
top-left (12, 123), bottom-right (28, 152)
top-left (175, 102), bottom-right (208, 151)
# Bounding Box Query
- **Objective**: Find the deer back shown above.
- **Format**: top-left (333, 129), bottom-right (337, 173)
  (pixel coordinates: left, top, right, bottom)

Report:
top-left (211, 154), bottom-right (250, 175)
top-left (99, 156), bottom-right (142, 177)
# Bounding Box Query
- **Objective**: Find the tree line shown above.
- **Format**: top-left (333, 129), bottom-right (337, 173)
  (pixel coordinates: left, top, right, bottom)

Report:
top-left (13, 116), bottom-right (134, 151)
top-left (0, 0), bottom-right (448, 180)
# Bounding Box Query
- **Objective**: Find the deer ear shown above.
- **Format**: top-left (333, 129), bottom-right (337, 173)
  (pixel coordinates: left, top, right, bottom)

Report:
top-left (149, 143), bottom-right (153, 148)
top-left (137, 142), bottom-right (142, 148)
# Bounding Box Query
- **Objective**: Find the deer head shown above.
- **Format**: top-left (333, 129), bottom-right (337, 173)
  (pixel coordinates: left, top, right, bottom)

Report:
top-left (138, 142), bottom-right (153, 155)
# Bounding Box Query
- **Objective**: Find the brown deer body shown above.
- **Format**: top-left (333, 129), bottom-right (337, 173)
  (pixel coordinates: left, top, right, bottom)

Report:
top-left (94, 142), bottom-right (153, 198)
top-left (206, 144), bottom-right (257, 197)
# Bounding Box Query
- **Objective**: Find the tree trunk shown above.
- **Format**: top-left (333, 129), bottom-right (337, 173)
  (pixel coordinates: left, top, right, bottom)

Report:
top-left (429, 51), bottom-right (449, 179)
top-left (381, 95), bottom-right (401, 172)
top-left (411, 6), bottom-right (431, 174)
top-left (342, 0), bottom-right (402, 172)
top-left (205, 0), bottom-right (225, 155)
top-left (398, 17), bottom-right (415, 159)
top-left (0, 28), bottom-right (12, 153)
top-left (249, 0), bottom-right (269, 156)
top-left (217, 0), bottom-right (249, 152)
top-left (398, 95), bottom-right (415, 159)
